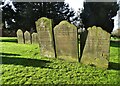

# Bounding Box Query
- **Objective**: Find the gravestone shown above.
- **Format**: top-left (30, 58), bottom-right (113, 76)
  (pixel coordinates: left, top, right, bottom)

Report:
top-left (24, 31), bottom-right (31, 44)
top-left (54, 21), bottom-right (78, 62)
top-left (0, 29), bottom-right (2, 37)
top-left (35, 17), bottom-right (55, 58)
top-left (16, 29), bottom-right (24, 44)
top-left (32, 33), bottom-right (38, 44)
top-left (80, 26), bottom-right (110, 69)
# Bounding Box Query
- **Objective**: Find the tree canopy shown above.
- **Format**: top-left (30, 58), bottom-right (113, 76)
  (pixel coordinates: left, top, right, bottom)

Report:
top-left (1, 1), bottom-right (119, 33)
top-left (80, 2), bottom-right (119, 33)
top-left (1, 2), bottom-right (76, 32)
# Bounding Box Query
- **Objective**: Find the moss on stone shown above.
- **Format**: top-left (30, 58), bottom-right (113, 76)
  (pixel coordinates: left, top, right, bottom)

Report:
top-left (35, 17), bottom-right (51, 26)
top-left (35, 17), bottom-right (55, 58)
top-left (17, 29), bottom-right (24, 44)
top-left (81, 26), bottom-right (110, 69)
top-left (54, 20), bottom-right (77, 30)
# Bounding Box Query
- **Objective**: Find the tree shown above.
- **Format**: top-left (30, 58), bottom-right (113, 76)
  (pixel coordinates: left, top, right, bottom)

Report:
top-left (71, 8), bottom-right (83, 29)
top-left (80, 2), bottom-right (119, 33)
top-left (1, 1), bottom-right (76, 32)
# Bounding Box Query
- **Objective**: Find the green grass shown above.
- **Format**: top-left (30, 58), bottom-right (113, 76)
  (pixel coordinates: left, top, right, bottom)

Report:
top-left (0, 37), bottom-right (120, 85)
top-left (111, 37), bottom-right (120, 41)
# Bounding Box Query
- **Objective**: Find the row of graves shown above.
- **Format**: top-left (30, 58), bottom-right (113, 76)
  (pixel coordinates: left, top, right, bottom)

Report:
top-left (17, 17), bottom-right (110, 69)
top-left (17, 30), bottom-right (38, 44)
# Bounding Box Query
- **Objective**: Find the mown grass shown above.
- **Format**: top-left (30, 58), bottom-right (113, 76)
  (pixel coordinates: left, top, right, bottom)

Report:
top-left (0, 37), bottom-right (120, 85)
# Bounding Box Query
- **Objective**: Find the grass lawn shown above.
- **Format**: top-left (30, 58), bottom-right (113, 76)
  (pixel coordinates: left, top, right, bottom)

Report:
top-left (0, 37), bottom-right (120, 85)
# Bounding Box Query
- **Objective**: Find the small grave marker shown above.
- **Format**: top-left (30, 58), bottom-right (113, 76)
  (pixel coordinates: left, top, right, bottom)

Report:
top-left (17, 29), bottom-right (24, 44)
top-left (32, 32), bottom-right (38, 44)
top-left (24, 31), bottom-right (31, 44)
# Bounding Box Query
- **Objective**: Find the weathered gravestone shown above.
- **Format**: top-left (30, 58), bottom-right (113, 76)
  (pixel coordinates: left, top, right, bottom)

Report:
top-left (24, 31), bottom-right (31, 44)
top-left (80, 26), bottom-right (110, 69)
top-left (17, 29), bottom-right (24, 44)
top-left (32, 32), bottom-right (38, 44)
top-left (54, 21), bottom-right (78, 62)
top-left (35, 17), bottom-right (55, 58)
top-left (0, 29), bottom-right (2, 37)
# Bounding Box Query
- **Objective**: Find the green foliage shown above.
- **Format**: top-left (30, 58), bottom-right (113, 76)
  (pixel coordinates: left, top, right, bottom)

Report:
top-left (0, 37), bottom-right (120, 84)
top-left (1, 2), bottom-right (75, 31)
top-left (80, 2), bottom-right (119, 33)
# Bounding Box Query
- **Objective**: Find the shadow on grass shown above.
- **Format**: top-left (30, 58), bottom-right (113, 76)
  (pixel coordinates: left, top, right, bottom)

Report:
top-left (108, 62), bottom-right (120, 70)
top-left (2, 56), bottom-right (52, 68)
top-left (1, 52), bottom-right (53, 69)
top-left (0, 38), bottom-right (17, 43)
top-left (0, 52), bottom-right (21, 56)
top-left (110, 40), bottom-right (120, 47)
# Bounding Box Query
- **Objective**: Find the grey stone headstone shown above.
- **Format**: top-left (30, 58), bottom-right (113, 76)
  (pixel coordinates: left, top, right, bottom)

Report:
top-left (24, 31), bottom-right (31, 44)
top-left (54, 21), bottom-right (78, 62)
top-left (80, 26), bottom-right (110, 69)
top-left (35, 17), bottom-right (55, 58)
top-left (16, 29), bottom-right (24, 44)
top-left (32, 32), bottom-right (38, 44)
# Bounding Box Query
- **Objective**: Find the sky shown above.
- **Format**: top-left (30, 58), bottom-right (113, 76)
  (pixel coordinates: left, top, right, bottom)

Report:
top-left (0, 0), bottom-right (16, 12)
top-left (0, 0), bottom-right (119, 31)
top-left (65, 0), bottom-right (84, 12)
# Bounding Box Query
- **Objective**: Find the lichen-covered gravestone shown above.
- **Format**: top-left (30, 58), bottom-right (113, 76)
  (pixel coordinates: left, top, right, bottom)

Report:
top-left (80, 26), bottom-right (110, 69)
top-left (16, 29), bottom-right (24, 44)
top-left (32, 32), bottom-right (38, 44)
top-left (35, 17), bottom-right (55, 58)
top-left (54, 21), bottom-right (78, 62)
top-left (24, 31), bottom-right (31, 44)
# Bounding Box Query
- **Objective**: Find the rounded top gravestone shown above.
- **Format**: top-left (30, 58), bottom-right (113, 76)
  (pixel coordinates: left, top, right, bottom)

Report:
top-left (54, 20), bottom-right (78, 62)
top-left (24, 31), bottom-right (31, 44)
top-left (16, 29), bottom-right (24, 44)
top-left (35, 17), bottom-right (55, 58)
top-left (32, 32), bottom-right (38, 44)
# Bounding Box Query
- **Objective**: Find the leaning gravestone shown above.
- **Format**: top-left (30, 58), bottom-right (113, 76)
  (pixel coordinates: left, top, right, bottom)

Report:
top-left (35, 17), bottom-right (55, 58)
top-left (80, 26), bottom-right (110, 69)
top-left (17, 29), bottom-right (24, 44)
top-left (54, 21), bottom-right (78, 62)
top-left (24, 31), bottom-right (31, 44)
top-left (32, 32), bottom-right (38, 44)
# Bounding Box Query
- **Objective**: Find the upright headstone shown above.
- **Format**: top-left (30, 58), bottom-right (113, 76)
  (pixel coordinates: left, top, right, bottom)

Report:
top-left (35, 17), bottom-right (55, 58)
top-left (80, 26), bottom-right (110, 69)
top-left (16, 29), bottom-right (24, 44)
top-left (54, 21), bottom-right (78, 62)
top-left (32, 32), bottom-right (38, 44)
top-left (24, 31), bottom-right (31, 44)
top-left (0, 29), bottom-right (2, 37)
